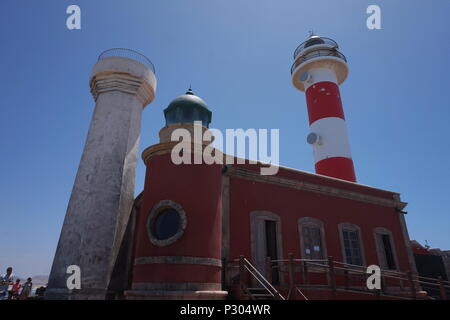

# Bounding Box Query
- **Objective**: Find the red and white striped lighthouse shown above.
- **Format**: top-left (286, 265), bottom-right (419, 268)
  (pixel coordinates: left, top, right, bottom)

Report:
top-left (291, 35), bottom-right (356, 182)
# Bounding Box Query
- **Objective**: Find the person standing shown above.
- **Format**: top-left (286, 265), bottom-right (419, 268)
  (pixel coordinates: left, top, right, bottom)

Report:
top-left (19, 278), bottom-right (32, 300)
top-left (0, 267), bottom-right (16, 300)
top-left (10, 279), bottom-right (21, 300)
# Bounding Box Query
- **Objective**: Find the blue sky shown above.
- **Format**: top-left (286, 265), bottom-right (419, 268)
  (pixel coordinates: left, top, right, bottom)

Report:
top-left (1, 0), bottom-right (449, 277)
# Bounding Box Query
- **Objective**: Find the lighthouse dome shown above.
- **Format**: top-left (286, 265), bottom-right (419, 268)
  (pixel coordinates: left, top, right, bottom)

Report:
top-left (163, 88), bottom-right (212, 128)
top-left (304, 35), bottom-right (326, 48)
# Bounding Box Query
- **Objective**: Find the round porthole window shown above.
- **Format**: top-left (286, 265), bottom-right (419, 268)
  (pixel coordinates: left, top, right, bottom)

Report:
top-left (152, 208), bottom-right (180, 240)
top-left (147, 200), bottom-right (187, 246)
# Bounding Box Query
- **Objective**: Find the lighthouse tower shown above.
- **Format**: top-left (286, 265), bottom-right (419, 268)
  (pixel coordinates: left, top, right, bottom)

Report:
top-left (126, 89), bottom-right (226, 300)
top-left (291, 35), bottom-right (356, 182)
top-left (46, 49), bottom-right (157, 299)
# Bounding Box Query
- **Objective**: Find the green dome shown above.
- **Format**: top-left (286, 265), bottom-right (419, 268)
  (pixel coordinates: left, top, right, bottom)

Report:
top-left (163, 89), bottom-right (212, 127)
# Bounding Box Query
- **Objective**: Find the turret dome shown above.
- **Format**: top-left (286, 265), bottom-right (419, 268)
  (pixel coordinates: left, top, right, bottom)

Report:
top-left (163, 88), bottom-right (212, 128)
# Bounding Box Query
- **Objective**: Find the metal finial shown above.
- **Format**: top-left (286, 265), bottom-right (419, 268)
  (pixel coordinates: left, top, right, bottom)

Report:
top-left (308, 30), bottom-right (315, 37)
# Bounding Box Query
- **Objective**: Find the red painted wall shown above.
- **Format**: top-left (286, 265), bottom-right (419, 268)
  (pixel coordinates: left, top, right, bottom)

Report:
top-left (130, 155), bottom-right (413, 294)
top-left (131, 153), bottom-right (223, 287)
top-left (227, 164), bottom-right (412, 273)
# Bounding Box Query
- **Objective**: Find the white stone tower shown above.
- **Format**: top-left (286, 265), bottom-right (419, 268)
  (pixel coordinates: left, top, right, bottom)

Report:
top-left (46, 49), bottom-right (157, 299)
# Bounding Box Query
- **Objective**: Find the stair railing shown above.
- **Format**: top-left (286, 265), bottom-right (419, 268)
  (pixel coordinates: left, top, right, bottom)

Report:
top-left (239, 255), bottom-right (285, 300)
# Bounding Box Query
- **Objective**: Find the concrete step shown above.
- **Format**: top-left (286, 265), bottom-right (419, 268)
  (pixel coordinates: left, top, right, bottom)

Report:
top-left (248, 288), bottom-right (269, 292)
top-left (252, 294), bottom-right (274, 298)
top-left (247, 288), bottom-right (275, 300)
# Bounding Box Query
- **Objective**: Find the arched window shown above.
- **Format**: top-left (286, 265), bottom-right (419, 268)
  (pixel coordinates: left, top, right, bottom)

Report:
top-left (338, 223), bottom-right (366, 266)
top-left (374, 227), bottom-right (398, 270)
top-left (250, 211), bottom-right (283, 285)
top-left (298, 218), bottom-right (327, 260)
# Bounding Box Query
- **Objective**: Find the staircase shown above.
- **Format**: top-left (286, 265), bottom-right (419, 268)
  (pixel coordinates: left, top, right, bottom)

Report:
top-left (236, 256), bottom-right (285, 300)
top-left (245, 287), bottom-right (277, 300)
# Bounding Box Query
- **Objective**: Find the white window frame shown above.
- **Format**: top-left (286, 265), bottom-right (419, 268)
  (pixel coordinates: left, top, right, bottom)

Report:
top-left (338, 222), bottom-right (366, 266)
top-left (298, 217), bottom-right (328, 260)
top-left (373, 227), bottom-right (399, 271)
top-left (249, 211), bottom-right (284, 285)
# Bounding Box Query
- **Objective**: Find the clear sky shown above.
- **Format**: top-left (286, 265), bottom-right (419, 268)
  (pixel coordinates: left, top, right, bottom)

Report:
top-left (1, 0), bottom-right (449, 277)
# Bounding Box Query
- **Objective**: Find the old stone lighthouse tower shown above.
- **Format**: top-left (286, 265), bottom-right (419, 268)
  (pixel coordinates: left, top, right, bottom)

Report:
top-left (46, 49), bottom-right (157, 299)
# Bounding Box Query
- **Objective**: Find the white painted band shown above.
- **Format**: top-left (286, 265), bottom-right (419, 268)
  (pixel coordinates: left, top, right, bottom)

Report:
top-left (303, 68), bottom-right (338, 91)
top-left (309, 117), bottom-right (352, 163)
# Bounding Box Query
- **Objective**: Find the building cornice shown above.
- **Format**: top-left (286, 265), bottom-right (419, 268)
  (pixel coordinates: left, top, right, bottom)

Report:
top-left (90, 72), bottom-right (155, 106)
top-left (141, 142), bottom-right (178, 164)
top-left (141, 141), bottom-right (407, 210)
top-left (141, 141), bottom-right (225, 165)
top-left (225, 166), bottom-right (407, 210)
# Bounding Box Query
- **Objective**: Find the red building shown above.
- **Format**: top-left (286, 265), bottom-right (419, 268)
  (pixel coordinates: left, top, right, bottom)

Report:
top-left (46, 37), bottom-right (448, 301)
top-left (122, 90), bottom-right (418, 300)
top-left (118, 35), bottom-right (426, 300)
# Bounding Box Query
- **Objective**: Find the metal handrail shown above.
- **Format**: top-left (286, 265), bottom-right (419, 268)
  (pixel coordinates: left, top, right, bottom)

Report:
top-left (292, 258), bottom-right (328, 263)
top-left (296, 286), bottom-right (309, 300)
top-left (277, 257), bottom-right (450, 299)
top-left (301, 261), bottom-right (329, 268)
top-left (417, 274), bottom-right (450, 285)
top-left (323, 260), bottom-right (449, 284)
top-left (291, 49), bottom-right (347, 74)
top-left (98, 48), bottom-right (156, 73)
top-left (293, 37), bottom-right (339, 59)
top-left (231, 256), bottom-right (449, 299)
top-left (243, 265), bottom-right (275, 298)
top-left (242, 258), bottom-right (286, 300)
top-left (337, 262), bottom-right (450, 287)
top-left (333, 261), bottom-right (367, 268)
top-left (333, 266), bottom-right (411, 283)
top-left (419, 280), bottom-right (450, 289)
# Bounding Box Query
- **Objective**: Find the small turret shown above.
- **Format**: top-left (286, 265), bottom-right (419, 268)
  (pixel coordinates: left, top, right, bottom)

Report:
top-left (163, 88), bottom-right (212, 128)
